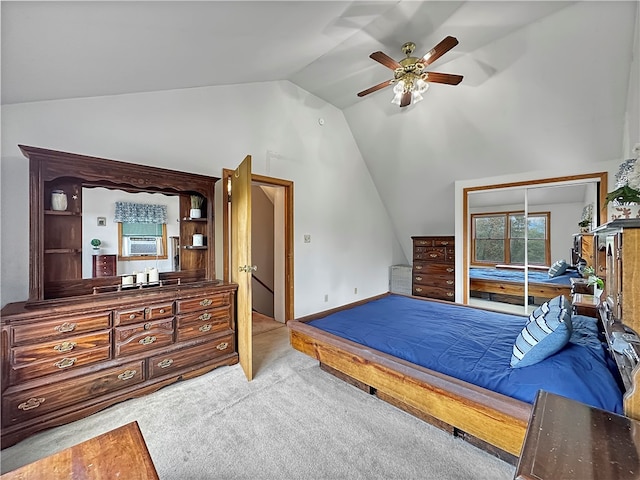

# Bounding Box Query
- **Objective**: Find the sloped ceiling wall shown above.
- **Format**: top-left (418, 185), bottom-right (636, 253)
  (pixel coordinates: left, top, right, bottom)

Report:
top-left (344, 1), bottom-right (638, 261)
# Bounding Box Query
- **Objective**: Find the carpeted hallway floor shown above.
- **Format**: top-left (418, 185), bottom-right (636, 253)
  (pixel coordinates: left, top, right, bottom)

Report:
top-left (0, 324), bottom-right (516, 479)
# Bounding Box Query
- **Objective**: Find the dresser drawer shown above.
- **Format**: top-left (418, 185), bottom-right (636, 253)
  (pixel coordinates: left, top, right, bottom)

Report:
top-left (176, 292), bottom-right (230, 313)
top-left (413, 274), bottom-right (455, 289)
top-left (2, 360), bottom-right (144, 427)
top-left (414, 247), bottom-right (446, 261)
top-left (11, 313), bottom-right (112, 346)
top-left (176, 319), bottom-right (229, 343)
top-left (413, 237), bottom-right (454, 247)
top-left (115, 302), bottom-right (174, 326)
top-left (115, 319), bottom-right (174, 357)
top-left (413, 262), bottom-right (455, 276)
top-left (10, 346), bottom-right (112, 384)
top-left (10, 330), bottom-right (111, 383)
top-left (413, 285), bottom-right (455, 301)
top-left (148, 334), bottom-right (235, 379)
top-left (176, 306), bottom-right (230, 327)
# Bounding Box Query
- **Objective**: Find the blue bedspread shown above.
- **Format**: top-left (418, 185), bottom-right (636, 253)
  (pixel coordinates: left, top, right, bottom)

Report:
top-left (469, 267), bottom-right (581, 285)
top-left (308, 295), bottom-right (623, 413)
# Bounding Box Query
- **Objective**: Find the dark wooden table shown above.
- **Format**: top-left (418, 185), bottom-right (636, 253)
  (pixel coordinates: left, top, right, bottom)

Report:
top-left (572, 292), bottom-right (600, 317)
top-left (0, 421), bottom-right (159, 479)
top-left (515, 390), bottom-right (640, 479)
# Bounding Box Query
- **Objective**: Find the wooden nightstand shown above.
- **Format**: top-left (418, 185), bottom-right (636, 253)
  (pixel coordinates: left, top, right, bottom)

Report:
top-left (515, 391), bottom-right (640, 480)
top-left (572, 293), bottom-right (600, 317)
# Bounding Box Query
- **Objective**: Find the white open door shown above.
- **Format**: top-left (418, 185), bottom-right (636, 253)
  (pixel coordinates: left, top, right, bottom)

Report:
top-left (230, 155), bottom-right (253, 380)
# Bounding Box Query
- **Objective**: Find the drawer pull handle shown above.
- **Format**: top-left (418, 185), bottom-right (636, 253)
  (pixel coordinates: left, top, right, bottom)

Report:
top-left (216, 342), bottom-right (229, 351)
top-left (54, 341), bottom-right (76, 353)
top-left (199, 313), bottom-right (212, 321)
top-left (418, 241), bottom-right (428, 245)
top-left (415, 287), bottom-right (423, 292)
top-left (441, 241), bottom-right (449, 245)
top-left (199, 324), bottom-right (212, 333)
top-left (55, 322), bottom-right (76, 333)
top-left (145, 308), bottom-right (151, 315)
top-left (159, 308), bottom-right (166, 314)
top-left (129, 314), bottom-right (136, 320)
top-left (447, 292), bottom-right (454, 297)
top-left (446, 280), bottom-right (454, 285)
top-left (18, 397), bottom-right (45, 411)
top-left (429, 253), bottom-right (438, 258)
top-left (415, 265), bottom-right (422, 270)
top-left (415, 276), bottom-right (422, 281)
top-left (54, 357), bottom-right (77, 369)
top-left (139, 336), bottom-right (156, 345)
top-left (200, 299), bottom-right (213, 307)
top-left (158, 358), bottom-right (174, 369)
top-left (144, 323), bottom-right (152, 330)
top-left (118, 370), bottom-right (137, 381)
top-left (446, 268), bottom-right (454, 273)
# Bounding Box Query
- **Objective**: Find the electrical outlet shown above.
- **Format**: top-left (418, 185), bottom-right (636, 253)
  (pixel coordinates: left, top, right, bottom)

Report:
top-left (324, 294), bottom-right (328, 302)
top-left (304, 234), bottom-right (311, 243)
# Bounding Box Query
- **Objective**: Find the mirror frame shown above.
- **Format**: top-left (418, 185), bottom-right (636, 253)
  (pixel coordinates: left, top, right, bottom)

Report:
top-left (20, 144), bottom-right (218, 302)
top-left (461, 172), bottom-right (608, 305)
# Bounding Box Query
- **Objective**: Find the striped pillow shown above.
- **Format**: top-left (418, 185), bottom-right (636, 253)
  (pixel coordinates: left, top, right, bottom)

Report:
top-left (528, 295), bottom-right (572, 323)
top-left (511, 304), bottom-right (573, 368)
top-left (548, 259), bottom-right (568, 278)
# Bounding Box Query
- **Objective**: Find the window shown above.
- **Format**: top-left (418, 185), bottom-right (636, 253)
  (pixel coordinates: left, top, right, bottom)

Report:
top-left (118, 223), bottom-right (167, 260)
top-left (472, 211), bottom-right (550, 266)
top-left (115, 201), bottom-right (168, 261)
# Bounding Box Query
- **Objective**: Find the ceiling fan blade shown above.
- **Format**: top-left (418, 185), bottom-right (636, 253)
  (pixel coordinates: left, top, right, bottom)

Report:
top-left (369, 51), bottom-right (401, 70)
top-left (357, 79), bottom-right (393, 97)
top-left (423, 72), bottom-right (463, 85)
top-left (400, 91), bottom-right (411, 107)
top-left (421, 36), bottom-right (459, 66)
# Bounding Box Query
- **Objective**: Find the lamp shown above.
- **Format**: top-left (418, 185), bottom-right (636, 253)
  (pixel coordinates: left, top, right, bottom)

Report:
top-left (390, 75), bottom-right (430, 106)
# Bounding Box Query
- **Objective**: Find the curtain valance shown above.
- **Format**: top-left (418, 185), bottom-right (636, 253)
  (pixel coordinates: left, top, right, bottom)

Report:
top-left (114, 202), bottom-right (167, 224)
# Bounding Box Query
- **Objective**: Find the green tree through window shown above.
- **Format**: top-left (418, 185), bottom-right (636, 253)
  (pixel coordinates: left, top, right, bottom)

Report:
top-left (473, 212), bottom-right (550, 265)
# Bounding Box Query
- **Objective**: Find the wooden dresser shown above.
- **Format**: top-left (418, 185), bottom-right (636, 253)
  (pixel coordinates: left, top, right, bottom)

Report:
top-left (0, 281), bottom-right (238, 449)
top-left (411, 236), bottom-right (455, 301)
top-left (92, 254), bottom-right (117, 277)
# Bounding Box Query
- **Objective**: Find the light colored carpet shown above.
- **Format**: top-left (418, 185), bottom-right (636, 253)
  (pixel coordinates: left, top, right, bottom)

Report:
top-left (0, 326), bottom-right (516, 479)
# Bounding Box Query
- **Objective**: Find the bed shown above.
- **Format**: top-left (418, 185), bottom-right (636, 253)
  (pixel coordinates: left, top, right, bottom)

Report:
top-left (469, 266), bottom-right (580, 303)
top-left (288, 293), bottom-right (634, 459)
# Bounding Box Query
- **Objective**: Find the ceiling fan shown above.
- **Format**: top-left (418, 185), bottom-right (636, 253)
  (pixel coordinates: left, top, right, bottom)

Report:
top-left (357, 36), bottom-right (463, 108)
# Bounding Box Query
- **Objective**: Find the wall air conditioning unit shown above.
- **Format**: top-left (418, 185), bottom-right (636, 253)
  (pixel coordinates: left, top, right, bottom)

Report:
top-left (125, 236), bottom-right (162, 256)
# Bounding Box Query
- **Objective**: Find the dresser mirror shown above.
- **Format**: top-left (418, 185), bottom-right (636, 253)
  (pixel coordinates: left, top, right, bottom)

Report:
top-left (81, 188), bottom-right (180, 278)
top-left (20, 145), bottom-right (218, 303)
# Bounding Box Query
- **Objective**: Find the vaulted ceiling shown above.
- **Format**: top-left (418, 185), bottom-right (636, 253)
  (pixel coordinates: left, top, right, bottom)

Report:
top-left (2, 1), bottom-right (638, 256)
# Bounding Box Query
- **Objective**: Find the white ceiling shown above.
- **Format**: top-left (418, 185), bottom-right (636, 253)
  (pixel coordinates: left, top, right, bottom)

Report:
top-left (2, 1), bottom-right (575, 107)
top-left (2, 1), bottom-right (637, 264)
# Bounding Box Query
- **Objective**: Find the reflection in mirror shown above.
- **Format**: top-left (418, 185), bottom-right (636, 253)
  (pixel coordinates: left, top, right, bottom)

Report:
top-left (82, 188), bottom-right (180, 279)
top-left (466, 180), bottom-right (601, 315)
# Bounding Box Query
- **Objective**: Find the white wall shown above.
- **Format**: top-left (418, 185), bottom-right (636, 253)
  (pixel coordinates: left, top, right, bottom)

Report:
top-left (344, 2), bottom-right (638, 264)
top-left (0, 81), bottom-right (402, 315)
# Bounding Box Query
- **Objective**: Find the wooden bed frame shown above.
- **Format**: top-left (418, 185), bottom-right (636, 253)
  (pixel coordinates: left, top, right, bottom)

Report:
top-left (469, 277), bottom-right (572, 302)
top-left (288, 293), bottom-right (640, 461)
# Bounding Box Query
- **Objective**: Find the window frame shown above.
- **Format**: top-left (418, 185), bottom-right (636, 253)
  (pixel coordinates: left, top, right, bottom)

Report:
top-left (117, 223), bottom-right (168, 261)
top-left (471, 210), bottom-right (550, 267)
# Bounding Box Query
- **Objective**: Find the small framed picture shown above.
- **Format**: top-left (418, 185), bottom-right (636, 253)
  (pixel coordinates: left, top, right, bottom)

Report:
top-left (97, 217), bottom-right (107, 227)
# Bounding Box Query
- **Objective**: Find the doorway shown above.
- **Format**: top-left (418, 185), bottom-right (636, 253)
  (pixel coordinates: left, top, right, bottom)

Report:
top-left (222, 169), bottom-right (294, 322)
